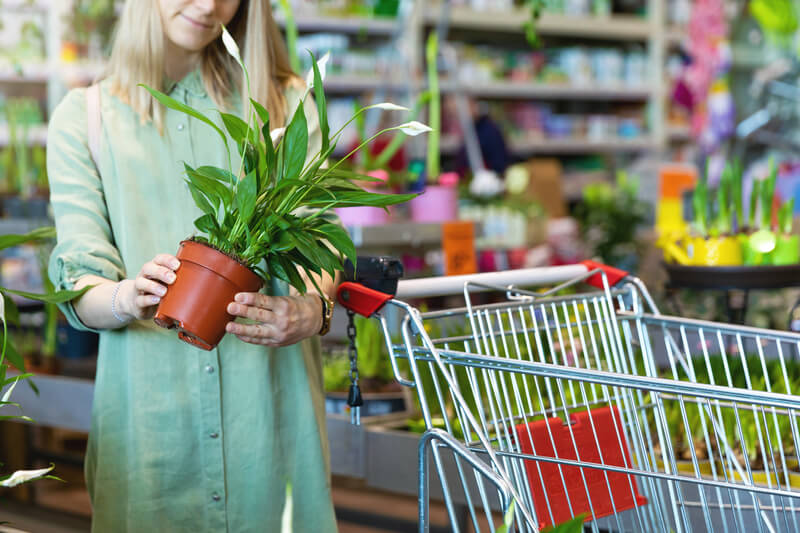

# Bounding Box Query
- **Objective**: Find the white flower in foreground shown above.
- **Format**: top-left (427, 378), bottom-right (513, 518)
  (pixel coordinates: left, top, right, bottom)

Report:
top-left (280, 482), bottom-right (293, 533)
top-left (370, 103), bottom-right (409, 111)
top-left (398, 121), bottom-right (433, 136)
top-left (305, 52), bottom-right (330, 89)
top-left (2, 466), bottom-right (53, 487)
top-left (270, 127), bottom-right (286, 144)
top-left (221, 25), bottom-right (244, 70)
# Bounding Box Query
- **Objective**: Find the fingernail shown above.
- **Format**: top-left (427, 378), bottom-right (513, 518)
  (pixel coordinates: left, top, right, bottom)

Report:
top-left (157, 286), bottom-right (167, 296)
top-left (151, 295), bottom-right (160, 304)
top-left (228, 303), bottom-right (237, 313)
top-left (171, 260), bottom-right (180, 269)
top-left (167, 273), bottom-right (176, 283)
top-left (235, 293), bottom-right (246, 303)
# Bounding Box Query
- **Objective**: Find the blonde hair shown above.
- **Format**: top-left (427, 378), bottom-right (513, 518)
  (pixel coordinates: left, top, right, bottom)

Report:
top-left (106, 0), bottom-right (298, 130)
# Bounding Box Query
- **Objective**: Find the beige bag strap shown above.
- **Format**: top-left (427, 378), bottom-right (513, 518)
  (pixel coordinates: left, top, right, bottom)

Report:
top-left (86, 84), bottom-right (102, 170)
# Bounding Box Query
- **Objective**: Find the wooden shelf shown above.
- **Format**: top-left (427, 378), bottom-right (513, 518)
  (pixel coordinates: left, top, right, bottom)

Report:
top-left (426, 6), bottom-right (651, 41)
top-left (666, 26), bottom-right (687, 47)
top-left (1, 0), bottom-right (47, 11)
top-left (440, 80), bottom-right (651, 100)
top-left (276, 13), bottom-right (401, 34)
top-left (0, 124), bottom-right (48, 146)
top-left (668, 125), bottom-right (691, 141)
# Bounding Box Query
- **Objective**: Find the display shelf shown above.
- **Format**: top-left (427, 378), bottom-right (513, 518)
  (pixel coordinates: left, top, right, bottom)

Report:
top-left (441, 134), bottom-right (654, 155)
top-left (2, 0), bottom-right (47, 11)
top-left (0, 124), bottom-right (48, 146)
top-left (439, 80), bottom-right (651, 101)
top-left (276, 13), bottom-right (401, 34)
top-left (0, 217), bottom-right (52, 235)
top-left (324, 74), bottom-right (410, 93)
top-left (346, 222), bottom-right (445, 249)
top-left (0, 64), bottom-right (49, 83)
top-left (668, 124), bottom-right (691, 141)
top-left (425, 6), bottom-right (651, 41)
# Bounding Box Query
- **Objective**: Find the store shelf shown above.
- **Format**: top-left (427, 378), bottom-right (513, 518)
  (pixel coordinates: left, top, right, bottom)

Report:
top-left (426, 6), bottom-right (651, 41)
top-left (442, 134), bottom-right (654, 155)
top-left (2, 0), bottom-right (47, 11)
top-left (346, 222), bottom-right (445, 249)
top-left (440, 80), bottom-right (651, 100)
top-left (0, 124), bottom-right (48, 146)
top-left (323, 74), bottom-right (410, 93)
top-left (0, 63), bottom-right (50, 83)
top-left (276, 13), bottom-right (401, 34)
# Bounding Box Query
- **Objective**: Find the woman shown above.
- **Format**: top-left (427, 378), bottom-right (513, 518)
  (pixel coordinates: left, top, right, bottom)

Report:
top-left (47, 1), bottom-right (338, 531)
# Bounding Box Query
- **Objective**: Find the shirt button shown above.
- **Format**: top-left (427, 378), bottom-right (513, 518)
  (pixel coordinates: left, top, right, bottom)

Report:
top-left (212, 492), bottom-right (221, 502)
top-left (209, 432), bottom-right (219, 439)
top-left (205, 365), bottom-right (214, 374)
top-left (177, 123), bottom-right (185, 131)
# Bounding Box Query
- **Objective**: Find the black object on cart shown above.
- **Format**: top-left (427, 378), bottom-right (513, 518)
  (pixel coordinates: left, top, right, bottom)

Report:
top-left (663, 263), bottom-right (800, 329)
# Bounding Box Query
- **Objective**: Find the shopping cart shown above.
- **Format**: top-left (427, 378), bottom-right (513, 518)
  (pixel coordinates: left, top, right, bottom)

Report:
top-left (337, 261), bottom-right (800, 532)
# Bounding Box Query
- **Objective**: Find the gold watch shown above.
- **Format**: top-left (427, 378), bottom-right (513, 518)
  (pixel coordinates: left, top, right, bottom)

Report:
top-left (318, 294), bottom-right (334, 336)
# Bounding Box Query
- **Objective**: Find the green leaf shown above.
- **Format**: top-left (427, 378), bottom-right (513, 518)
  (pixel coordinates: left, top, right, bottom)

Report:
top-left (241, 142), bottom-right (259, 178)
top-left (283, 102), bottom-right (308, 181)
top-left (219, 112), bottom-right (250, 147)
top-left (185, 165), bottom-right (233, 208)
top-left (2, 286), bottom-right (89, 305)
top-left (309, 52), bottom-right (329, 155)
top-left (303, 190), bottom-right (416, 208)
top-left (194, 214), bottom-right (218, 235)
top-left (139, 85), bottom-right (229, 152)
top-left (314, 223), bottom-right (355, 268)
top-left (3, 295), bottom-right (19, 327)
top-left (0, 227), bottom-right (55, 251)
top-left (194, 165), bottom-right (237, 185)
top-left (3, 342), bottom-right (24, 373)
top-left (186, 178), bottom-right (216, 216)
top-left (235, 170), bottom-right (258, 223)
top-left (250, 98), bottom-right (270, 126)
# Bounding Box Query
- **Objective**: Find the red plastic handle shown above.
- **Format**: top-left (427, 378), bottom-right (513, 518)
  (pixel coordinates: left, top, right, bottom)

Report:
top-left (337, 282), bottom-right (394, 317)
top-left (580, 260), bottom-right (628, 289)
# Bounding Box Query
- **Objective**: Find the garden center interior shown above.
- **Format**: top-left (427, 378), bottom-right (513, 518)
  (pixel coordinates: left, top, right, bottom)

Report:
top-left (4, 0), bottom-right (800, 532)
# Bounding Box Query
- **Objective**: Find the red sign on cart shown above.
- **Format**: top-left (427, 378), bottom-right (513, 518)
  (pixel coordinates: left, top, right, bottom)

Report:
top-left (515, 405), bottom-right (648, 529)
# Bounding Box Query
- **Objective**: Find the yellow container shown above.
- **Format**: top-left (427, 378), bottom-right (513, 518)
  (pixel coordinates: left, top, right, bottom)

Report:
top-left (691, 236), bottom-right (743, 266)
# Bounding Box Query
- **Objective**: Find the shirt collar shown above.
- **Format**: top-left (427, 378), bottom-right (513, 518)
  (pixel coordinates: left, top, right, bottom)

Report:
top-left (166, 68), bottom-right (206, 98)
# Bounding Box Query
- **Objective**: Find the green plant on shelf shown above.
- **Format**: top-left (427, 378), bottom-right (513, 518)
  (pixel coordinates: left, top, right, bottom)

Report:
top-left (574, 171), bottom-right (647, 270)
top-left (1, 98), bottom-right (45, 198)
top-left (0, 227), bottom-right (89, 490)
top-left (61, 0), bottom-right (118, 54)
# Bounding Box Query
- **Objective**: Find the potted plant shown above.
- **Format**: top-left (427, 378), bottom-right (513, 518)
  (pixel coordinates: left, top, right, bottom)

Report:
top-left (408, 31), bottom-right (460, 223)
top-left (773, 197), bottom-right (798, 264)
top-left (745, 161), bottom-right (779, 265)
top-left (688, 163), bottom-right (742, 266)
top-left (142, 28), bottom-right (429, 350)
top-left (0, 227), bottom-right (88, 489)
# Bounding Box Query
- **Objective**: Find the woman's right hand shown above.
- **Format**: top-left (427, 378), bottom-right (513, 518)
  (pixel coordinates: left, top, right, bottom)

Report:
top-left (119, 254), bottom-right (181, 320)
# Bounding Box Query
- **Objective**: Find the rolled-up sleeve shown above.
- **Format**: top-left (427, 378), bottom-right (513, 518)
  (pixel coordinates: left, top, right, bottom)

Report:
top-left (47, 88), bottom-right (125, 331)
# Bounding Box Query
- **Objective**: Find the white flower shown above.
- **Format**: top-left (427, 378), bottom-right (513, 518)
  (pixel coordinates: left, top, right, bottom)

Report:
top-left (221, 25), bottom-right (244, 70)
top-left (369, 103), bottom-right (409, 112)
top-left (270, 127), bottom-right (286, 144)
top-left (305, 51), bottom-right (330, 89)
top-left (397, 121), bottom-right (433, 136)
top-left (1, 466), bottom-right (53, 488)
top-left (280, 482), bottom-right (293, 533)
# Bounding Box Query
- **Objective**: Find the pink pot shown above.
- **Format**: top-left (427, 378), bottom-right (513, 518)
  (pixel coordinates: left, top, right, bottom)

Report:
top-left (335, 205), bottom-right (389, 226)
top-left (409, 184), bottom-right (458, 223)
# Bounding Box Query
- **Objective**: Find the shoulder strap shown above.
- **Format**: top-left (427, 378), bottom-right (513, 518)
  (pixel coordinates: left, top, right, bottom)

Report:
top-left (86, 84), bottom-right (102, 170)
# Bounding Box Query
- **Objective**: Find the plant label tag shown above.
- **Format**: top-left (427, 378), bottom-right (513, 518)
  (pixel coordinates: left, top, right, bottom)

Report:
top-left (442, 221), bottom-right (477, 276)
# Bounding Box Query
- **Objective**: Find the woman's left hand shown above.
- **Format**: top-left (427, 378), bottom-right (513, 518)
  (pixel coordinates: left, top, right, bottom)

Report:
top-left (226, 292), bottom-right (323, 347)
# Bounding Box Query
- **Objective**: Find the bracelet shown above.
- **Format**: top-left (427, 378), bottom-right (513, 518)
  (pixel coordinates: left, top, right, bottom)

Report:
top-left (111, 281), bottom-right (126, 323)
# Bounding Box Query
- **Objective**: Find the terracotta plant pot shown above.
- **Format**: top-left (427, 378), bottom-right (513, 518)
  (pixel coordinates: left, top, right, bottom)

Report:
top-left (154, 240), bottom-right (262, 350)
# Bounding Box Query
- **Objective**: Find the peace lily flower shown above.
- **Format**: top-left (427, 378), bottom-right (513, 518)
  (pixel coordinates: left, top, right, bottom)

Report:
top-left (305, 52), bottom-right (330, 90)
top-left (397, 121), bottom-right (433, 136)
top-left (221, 25), bottom-right (244, 72)
top-left (369, 103), bottom-right (409, 112)
top-left (1, 466), bottom-right (53, 487)
top-left (270, 127), bottom-right (286, 144)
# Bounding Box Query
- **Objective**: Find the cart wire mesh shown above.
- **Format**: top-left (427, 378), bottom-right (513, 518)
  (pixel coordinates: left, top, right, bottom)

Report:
top-left (363, 268), bottom-right (800, 532)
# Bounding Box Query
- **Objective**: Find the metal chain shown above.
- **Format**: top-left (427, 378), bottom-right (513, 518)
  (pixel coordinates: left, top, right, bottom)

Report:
top-left (347, 310), bottom-right (359, 385)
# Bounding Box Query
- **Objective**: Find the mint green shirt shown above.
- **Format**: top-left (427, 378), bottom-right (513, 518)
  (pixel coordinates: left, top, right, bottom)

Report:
top-left (47, 71), bottom-right (336, 532)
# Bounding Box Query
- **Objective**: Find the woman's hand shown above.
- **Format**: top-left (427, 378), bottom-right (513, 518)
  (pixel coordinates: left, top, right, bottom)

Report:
top-left (225, 292), bottom-right (323, 347)
top-left (118, 254), bottom-right (180, 320)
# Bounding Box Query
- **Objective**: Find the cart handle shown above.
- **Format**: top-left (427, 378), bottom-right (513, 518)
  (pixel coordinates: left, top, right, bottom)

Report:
top-left (337, 260), bottom-right (628, 317)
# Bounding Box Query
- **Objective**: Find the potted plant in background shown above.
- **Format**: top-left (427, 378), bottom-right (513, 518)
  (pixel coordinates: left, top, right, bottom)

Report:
top-left (773, 197), bottom-right (799, 265)
top-left (143, 28), bottom-right (429, 350)
top-left (408, 31), bottom-right (460, 224)
top-left (745, 161), bottom-right (780, 265)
